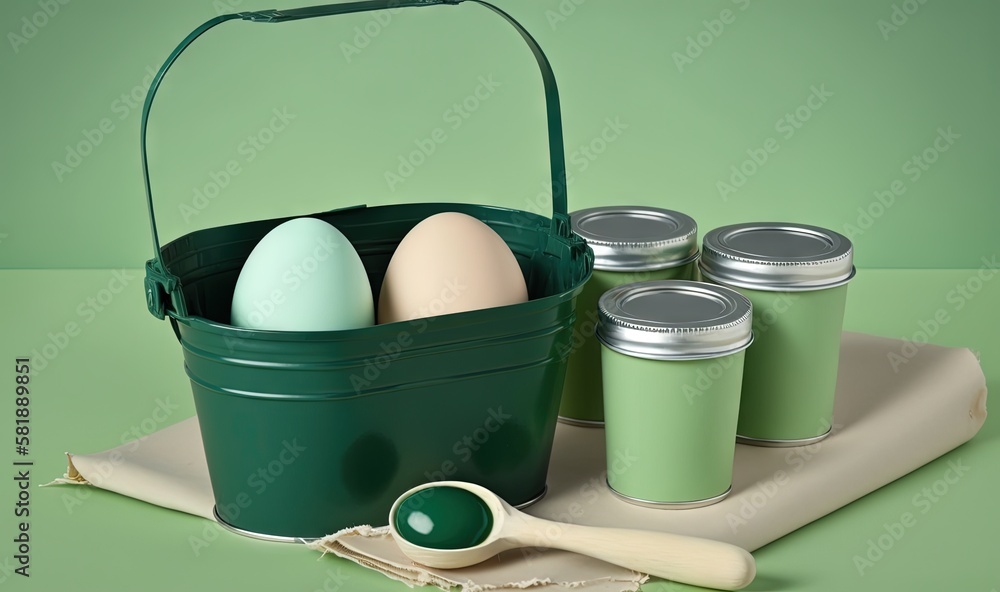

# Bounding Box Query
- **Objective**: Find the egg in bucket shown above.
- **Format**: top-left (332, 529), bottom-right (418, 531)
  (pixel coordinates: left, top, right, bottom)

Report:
top-left (141, 0), bottom-right (592, 540)
top-left (231, 218), bottom-right (374, 331)
top-left (378, 213), bottom-right (528, 324)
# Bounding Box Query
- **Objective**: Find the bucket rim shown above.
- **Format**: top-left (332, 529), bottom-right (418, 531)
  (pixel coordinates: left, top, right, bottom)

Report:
top-left (168, 270), bottom-right (591, 341)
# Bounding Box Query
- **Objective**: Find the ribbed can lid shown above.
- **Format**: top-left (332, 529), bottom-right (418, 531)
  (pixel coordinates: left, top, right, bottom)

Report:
top-left (571, 206), bottom-right (698, 272)
top-left (596, 280), bottom-right (753, 360)
top-left (699, 222), bottom-right (856, 291)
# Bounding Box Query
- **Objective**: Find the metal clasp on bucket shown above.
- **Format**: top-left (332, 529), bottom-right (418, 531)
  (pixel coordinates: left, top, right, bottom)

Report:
top-left (144, 259), bottom-right (186, 320)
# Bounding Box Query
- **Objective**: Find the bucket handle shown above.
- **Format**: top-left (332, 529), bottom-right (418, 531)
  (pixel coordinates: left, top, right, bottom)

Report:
top-left (141, 0), bottom-right (572, 320)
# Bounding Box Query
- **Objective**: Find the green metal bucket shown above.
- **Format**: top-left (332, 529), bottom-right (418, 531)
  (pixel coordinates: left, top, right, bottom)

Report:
top-left (140, 0), bottom-right (593, 541)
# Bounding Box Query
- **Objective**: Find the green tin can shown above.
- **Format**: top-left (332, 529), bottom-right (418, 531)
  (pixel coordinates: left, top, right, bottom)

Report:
top-left (597, 280), bottom-right (753, 508)
top-left (560, 207), bottom-right (699, 426)
top-left (700, 223), bottom-right (856, 447)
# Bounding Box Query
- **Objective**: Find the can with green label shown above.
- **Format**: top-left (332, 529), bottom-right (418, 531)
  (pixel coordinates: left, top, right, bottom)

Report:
top-left (560, 207), bottom-right (699, 426)
top-left (700, 222), bottom-right (856, 446)
top-left (597, 280), bottom-right (753, 507)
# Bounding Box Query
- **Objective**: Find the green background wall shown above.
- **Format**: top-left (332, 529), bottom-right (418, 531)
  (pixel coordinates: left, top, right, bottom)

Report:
top-left (2, 3), bottom-right (998, 592)
top-left (2, 0), bottom-right (997, 270)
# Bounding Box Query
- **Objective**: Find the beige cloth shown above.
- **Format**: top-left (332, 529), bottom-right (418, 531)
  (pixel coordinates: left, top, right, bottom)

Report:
top-left (48, 332), bottom-right (987, 591)
top-left (311, 525), bottom-right (647, 592)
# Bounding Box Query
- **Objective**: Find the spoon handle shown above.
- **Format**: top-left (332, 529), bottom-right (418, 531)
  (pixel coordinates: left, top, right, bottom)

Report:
top-left (516, 517), bottom-right (755, 590)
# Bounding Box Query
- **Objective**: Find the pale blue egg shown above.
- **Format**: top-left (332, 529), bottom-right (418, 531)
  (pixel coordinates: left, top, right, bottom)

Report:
top-left (230, 218), bottom-right (373, 331)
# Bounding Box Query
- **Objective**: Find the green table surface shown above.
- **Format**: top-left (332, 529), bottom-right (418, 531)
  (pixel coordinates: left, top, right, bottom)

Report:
top-left (0, 267), bottom-right (996, 591)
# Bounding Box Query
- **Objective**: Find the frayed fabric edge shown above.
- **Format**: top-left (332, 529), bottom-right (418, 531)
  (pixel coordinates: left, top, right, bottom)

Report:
top-left (306, 525), bottom-right (647, 592)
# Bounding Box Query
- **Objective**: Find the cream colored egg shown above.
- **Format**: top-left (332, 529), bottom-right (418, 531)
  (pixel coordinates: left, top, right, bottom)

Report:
top-left (378, 213), bottom-right (528, 324)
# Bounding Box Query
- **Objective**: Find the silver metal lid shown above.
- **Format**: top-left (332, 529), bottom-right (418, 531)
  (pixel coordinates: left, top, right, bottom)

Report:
top-left (699, 222), bottom-right (856, 291)
top-left (571, 206), bottom-right (699, 272)
top-left (596, 280), bottom-right (753, 360)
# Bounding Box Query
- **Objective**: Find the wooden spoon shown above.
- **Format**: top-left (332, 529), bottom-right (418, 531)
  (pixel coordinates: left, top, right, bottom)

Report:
top-left (389, 480), bottom-right (755, 590)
